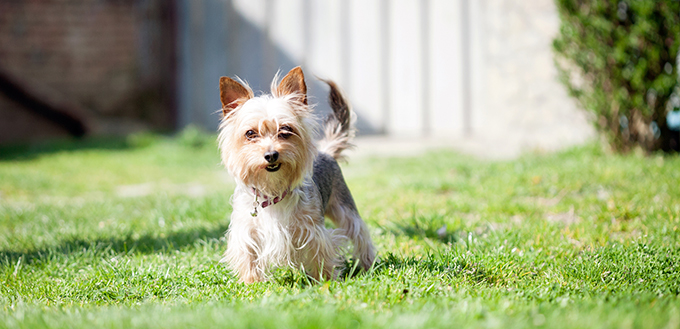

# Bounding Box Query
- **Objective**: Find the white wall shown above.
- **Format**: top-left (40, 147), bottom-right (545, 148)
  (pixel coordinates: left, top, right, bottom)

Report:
top-left (177, 0), bottom-right (593, 152)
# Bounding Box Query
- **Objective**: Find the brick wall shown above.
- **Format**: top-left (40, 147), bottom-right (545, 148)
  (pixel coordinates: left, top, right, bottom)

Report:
top-left (0, 0), bottom-right (175, 144)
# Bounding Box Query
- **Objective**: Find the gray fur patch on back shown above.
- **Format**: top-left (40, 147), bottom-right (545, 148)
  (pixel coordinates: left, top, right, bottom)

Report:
top-left (312, 153), bottom-right (337, 212)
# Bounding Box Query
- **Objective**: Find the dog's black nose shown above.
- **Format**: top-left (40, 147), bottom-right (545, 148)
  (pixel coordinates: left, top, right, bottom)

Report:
top-left (264, 151), bottom-right (279, 163)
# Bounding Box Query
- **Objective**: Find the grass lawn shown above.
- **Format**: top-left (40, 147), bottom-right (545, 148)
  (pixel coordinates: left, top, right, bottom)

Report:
top-left (1, 131), bottom-right (679, 328)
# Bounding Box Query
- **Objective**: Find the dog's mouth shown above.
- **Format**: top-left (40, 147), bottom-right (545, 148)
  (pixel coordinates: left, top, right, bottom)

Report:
top-left (265, 163), bottom-right (281, 172)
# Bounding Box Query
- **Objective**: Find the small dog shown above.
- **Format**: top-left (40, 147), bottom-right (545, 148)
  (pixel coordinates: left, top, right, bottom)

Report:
top-left (217, 66), bottom-right (376, 283)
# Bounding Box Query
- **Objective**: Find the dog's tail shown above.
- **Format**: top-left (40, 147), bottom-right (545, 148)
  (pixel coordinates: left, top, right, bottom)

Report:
top-left (317, 79), bottom-right (355, 161)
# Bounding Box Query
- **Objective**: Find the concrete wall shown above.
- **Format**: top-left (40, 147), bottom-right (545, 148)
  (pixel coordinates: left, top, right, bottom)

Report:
top-left (177, 0), bottom-right (594, 152)
top-left (476, 0), bottom-right (593, 153)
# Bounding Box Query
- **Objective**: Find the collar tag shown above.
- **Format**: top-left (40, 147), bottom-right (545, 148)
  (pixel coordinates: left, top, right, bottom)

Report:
top-left (250, 195), bottom-right (259, 217)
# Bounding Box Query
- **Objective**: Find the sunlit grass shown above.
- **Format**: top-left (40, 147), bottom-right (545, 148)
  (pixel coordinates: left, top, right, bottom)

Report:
top-left (1, 132), bottom-right (679, 328)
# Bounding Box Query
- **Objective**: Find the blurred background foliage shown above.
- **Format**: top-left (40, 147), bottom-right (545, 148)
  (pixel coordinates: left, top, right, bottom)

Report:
top-left (553, 0), bottom-right (680, 153)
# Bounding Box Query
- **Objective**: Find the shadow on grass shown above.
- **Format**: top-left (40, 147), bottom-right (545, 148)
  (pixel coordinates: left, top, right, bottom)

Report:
top-left (0, 136), bottom-right (132, 161)
top-left (374, 252), bottom-right (499, 285)
top-left (389, 223), bottom-right (460, 244)
top-left (0, 223), bottom-right (230, 266)
top-left (382, 216), bottom-right (460, 244)
top-left (0, 126), bottom-right (215, 162)
top-left (271, 257), bottom-right (369, 288)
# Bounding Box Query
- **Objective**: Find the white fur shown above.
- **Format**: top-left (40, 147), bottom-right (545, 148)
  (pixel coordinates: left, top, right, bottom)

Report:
top-left (222, 181), bottom-right (346, 282)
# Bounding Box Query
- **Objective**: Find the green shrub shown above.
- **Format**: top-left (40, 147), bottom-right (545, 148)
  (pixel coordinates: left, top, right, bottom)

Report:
top-left (176, 124), bottom-right (213, 149)
top-left (553, 0), bottom-right (680, 153)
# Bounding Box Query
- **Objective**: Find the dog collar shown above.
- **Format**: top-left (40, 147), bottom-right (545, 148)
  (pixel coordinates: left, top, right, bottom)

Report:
top-left (250, 187), bottom-right (290, 217)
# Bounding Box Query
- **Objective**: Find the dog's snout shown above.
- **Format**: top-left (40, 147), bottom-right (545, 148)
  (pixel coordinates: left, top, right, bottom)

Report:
top-left (264, 151), bottom-right (279, 163)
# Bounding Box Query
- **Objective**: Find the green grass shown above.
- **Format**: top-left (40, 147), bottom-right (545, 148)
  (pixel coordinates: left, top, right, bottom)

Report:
top-left (1, 132), bottom-right (679, 329)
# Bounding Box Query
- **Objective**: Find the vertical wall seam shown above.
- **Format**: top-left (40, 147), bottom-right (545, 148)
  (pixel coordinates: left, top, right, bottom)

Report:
top-left (380, 0), bottom-right (390, 134)
top-left (420, 0), bottom-right (431, 136)
top-left (340, 0), bottom-right (351, 94)
top-left (461, 0), bottom-right (472, 137)
top-left (302, 0), bottom-right (311, 69)
top-left (263, 0), bottom-right (275, 86)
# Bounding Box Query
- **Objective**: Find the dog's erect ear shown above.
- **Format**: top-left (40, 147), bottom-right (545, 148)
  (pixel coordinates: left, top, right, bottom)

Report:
top-left (277, 66), bottom-right (307, 105)
top-left (220, 77), bottom-right (252, 116)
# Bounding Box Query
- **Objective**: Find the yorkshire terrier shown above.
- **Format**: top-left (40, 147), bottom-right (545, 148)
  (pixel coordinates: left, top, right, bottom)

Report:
top-left (217, 66), bottom-right (376, 283)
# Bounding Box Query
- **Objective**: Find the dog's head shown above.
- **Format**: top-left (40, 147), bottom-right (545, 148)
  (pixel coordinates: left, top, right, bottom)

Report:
top-left (217, 67), bottom-right (316, 195)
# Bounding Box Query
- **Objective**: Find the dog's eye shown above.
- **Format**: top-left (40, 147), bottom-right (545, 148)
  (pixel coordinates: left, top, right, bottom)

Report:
top-left (245, 130), bottom-right (258, 140)
top-left (278, 125), bottom-right (294, 139)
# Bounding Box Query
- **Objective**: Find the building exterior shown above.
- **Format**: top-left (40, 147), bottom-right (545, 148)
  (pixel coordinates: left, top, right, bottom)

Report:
top-left (0, 0), bottom-right (593, 155)
top-left (177, 0), bottom-right (593, 154)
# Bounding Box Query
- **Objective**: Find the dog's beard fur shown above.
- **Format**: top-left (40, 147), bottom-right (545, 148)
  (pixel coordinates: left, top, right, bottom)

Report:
top-left (217, 67), bottom-right (376, 283)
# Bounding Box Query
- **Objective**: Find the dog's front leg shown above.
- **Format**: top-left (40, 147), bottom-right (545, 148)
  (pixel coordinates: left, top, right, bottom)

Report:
top-left (223, 214), bottom-right (265, 283)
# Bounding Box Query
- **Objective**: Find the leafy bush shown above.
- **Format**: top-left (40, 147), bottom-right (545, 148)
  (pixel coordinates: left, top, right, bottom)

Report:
top-left (176, 124), bottom-right (213, 149)
top-left (553, 0), bottom-right (680, 152)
